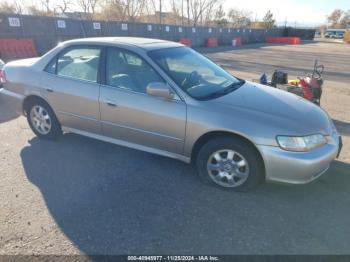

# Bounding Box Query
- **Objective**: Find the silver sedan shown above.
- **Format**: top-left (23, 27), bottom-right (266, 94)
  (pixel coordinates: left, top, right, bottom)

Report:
top-left (0, 37), bottom-right (342, 191)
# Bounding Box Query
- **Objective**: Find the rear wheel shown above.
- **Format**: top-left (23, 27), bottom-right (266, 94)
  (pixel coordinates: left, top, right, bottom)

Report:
top-left (26, 99), bottom-right (62, 139)
top-left (196, 137), bottom-right (264, 191)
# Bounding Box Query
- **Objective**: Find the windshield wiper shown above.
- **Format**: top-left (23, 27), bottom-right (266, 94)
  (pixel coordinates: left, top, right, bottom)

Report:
top-left (225, 80), bottom-right (245, 91)
top-left (202, 80), bottom-right (245, 99)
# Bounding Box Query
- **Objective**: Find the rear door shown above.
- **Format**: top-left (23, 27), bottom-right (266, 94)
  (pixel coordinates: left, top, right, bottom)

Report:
top-left (99, 47), bottom-right (186, 155)
top-left (41, 45), bottom-right (102, 134)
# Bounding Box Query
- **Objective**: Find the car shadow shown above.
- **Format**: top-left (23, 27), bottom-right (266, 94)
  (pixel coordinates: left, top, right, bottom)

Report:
top-left (21, 134), bottom-right (350, 254)
top-left (333, 119), bottom-right (350, 137)
top-left (0, 94), bottom-right (20, 123)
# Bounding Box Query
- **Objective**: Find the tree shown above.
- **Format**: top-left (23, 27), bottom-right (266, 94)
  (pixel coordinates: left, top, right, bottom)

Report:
top-left (202, 1), bottom-right (222, 26)
top-left (41, 0), bottom-right (54, 14)
top-left (0, 0), bottom-right (23, 14)
top-left (98, 0), bottom-right (146, 22)
top-left (228, 8), bottom-right (252, 28)
top-left (56, 0), bottom-right (73, 14)
top-left (128, 0), bottom-right (147, 21)
top-left (135, 0), bottom-right (158, 23)
top-left (76, 0), bottom-right (102, 19)
top-left (146, 0), bottom-right (157, 17)
top-left (262, 10), bottom-right (275, 28)
top-left (27, 5), bottom-right (49, 16)
top-left (169, 0), bottom-right (182, 25)
top-left (318, 24), bottom-right (327, 36)
top-left (214, 4), bottom-right (227, 26)
top-left (117, 0), bottom-right (147, 21)
top-left (327, 9), bottom-right (344, 28)
top-left (189, 0), bottom-right (221, 26)
top-left (344, 30), bottom-right (350, 43)
top-left (77, 0), bottom-right (91, 14)
top-left (326, 9), bottom-right (350, 28)
top-left (88, 0), bottom-right (101, 15)
top-left (97, 1), bottom-right (124, 21)
top-left (340, 10), bottom-right (350, 28)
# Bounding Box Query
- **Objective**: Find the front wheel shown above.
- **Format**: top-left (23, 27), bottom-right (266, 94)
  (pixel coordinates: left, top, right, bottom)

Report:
top-left (196, 137), bottom-right (265, 191)
top-left (26, 99), bottom-right (62, 139)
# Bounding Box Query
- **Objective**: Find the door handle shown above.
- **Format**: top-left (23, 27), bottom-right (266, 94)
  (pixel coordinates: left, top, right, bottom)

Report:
top-left (105, 100), bottom-right (117, 107)
top-left (46, 88), bottom-right (53, 93)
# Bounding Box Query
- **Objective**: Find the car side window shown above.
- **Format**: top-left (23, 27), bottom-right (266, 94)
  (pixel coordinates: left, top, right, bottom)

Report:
top-left (106, 47), bottom-right (165, 94)
top-left (56, 47), bottom-right (101, 82)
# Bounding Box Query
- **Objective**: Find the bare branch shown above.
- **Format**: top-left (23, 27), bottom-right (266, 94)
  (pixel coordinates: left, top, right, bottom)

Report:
top-left (0, 0), bottom-right (23, 14)
top-left (56, 0), bottom-right (73, 14)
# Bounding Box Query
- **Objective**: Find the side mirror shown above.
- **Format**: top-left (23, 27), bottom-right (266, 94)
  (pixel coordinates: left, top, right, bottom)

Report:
top-left (146, 82), bottom-right (174, 99)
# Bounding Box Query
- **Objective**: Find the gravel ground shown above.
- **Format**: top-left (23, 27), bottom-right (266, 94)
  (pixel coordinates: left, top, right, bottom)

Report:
top-left (0, 41), bottom-right (349, 255)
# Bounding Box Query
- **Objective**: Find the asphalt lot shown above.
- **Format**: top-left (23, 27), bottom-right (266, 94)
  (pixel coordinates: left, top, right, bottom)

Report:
top-left (1, 41), bottom-right (350, 255)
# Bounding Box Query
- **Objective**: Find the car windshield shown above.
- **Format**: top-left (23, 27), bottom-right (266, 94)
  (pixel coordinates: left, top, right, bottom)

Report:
top-left (148, 47), bottom-right (244, 100)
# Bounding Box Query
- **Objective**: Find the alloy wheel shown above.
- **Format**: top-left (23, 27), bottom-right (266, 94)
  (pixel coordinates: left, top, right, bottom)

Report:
top-left (29, 105), bottom-right (52, 135)
top-left (207, 149), bottom-right (250, 187)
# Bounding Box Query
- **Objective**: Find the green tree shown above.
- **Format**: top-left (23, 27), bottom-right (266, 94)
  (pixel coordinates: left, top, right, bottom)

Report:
top-left (263, 10), bottom-right (275, 29)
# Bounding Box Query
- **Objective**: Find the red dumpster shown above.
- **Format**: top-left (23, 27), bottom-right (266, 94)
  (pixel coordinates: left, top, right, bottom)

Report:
top-left (266, 37), bottom-right (301, 44)
top-left (206, 38), bottom-right (218, 47)
top-left (179, 38), bottom-right (192, 47)
top-left (0, 38), bottom-right (37, 60)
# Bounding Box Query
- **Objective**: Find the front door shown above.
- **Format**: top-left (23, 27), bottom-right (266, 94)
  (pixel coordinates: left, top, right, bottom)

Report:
top-left (99, 47), bottom-right (186, 155)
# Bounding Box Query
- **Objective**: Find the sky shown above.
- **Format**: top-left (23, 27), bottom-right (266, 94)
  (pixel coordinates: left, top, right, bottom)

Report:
top-left (223, 0), bottom-right (349, 27)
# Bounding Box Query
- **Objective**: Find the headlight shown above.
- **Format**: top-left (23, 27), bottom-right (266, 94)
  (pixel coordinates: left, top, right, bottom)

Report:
top-left (276, 134), bottom-right (327, 152)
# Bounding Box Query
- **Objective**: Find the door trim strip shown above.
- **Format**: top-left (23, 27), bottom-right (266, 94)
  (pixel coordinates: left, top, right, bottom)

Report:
top-left (62, 126), bottom-right (190, 163)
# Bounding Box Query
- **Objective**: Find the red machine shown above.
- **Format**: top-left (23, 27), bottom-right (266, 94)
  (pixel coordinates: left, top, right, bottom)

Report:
top-left (259, 60), bottom-right (324, 105)
top-left (298, 61), bottom-right (324, 105)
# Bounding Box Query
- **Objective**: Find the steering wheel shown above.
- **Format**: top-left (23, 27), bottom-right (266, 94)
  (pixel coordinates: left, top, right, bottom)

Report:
top-left (182, 70), bottom-right (202, 89)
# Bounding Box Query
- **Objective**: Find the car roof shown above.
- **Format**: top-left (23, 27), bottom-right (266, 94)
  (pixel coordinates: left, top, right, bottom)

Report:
top-left (63, 37), bottom-right (184, 51)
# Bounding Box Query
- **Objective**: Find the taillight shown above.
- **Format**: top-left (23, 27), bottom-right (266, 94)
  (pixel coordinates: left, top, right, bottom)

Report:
top-left (0, 70), bottom-right (6, 84)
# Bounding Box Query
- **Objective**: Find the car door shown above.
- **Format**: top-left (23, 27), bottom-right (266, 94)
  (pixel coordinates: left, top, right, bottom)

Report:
top-left (99, 47), bottom-right (186, 155)
top-left (41, 45), bottom-right (102, 134)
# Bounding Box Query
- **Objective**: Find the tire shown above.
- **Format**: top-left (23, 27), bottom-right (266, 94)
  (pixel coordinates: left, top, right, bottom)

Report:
top-left (196, 137), bottom-right (264, 191)
top-left (26, 98), bottom-right (62, 140)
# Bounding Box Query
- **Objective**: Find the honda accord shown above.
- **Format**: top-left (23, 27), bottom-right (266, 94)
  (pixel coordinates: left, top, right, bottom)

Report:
top-left (0, 37), bottom-right (342, 191)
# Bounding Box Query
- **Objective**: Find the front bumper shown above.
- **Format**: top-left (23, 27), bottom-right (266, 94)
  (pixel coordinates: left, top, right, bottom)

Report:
top-left (258, 136), bottom-right (341, 184)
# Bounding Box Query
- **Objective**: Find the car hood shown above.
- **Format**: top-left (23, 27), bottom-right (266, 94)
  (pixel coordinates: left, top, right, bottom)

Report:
top-left (211, 81), bottom-right (332, 136)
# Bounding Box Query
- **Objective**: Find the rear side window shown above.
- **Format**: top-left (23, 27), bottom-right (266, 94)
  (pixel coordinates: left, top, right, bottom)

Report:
top-left (45, 46), bottom-right (101, 83)
top-left (57, 47), bottom-right (101, 82)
